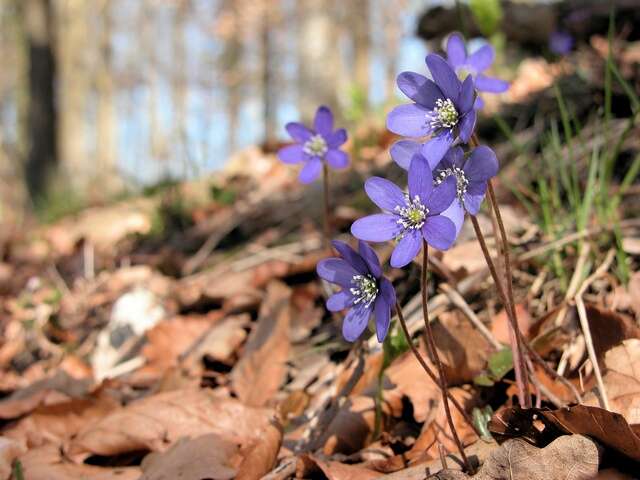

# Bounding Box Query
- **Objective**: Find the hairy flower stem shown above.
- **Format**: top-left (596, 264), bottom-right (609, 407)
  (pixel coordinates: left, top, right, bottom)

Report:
top-left (470, 215), bottom-right (529, 407)
top-left (395, 301), bottom-right (481, 437)
top-left (322, 163), bottom-right (331, 250)
top-left (421, 241), bottom-right (471, 471)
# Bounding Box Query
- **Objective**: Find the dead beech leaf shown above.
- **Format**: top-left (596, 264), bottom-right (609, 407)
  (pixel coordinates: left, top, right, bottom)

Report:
top-left (182, 314), bottom-right (249, 369)
top-left (231, 281), bottom-right (291, 407)
top-left (385, 346), bottom-right (440, 422)
top-left (0, 437), bottom-right (26, 480)
top-left (140, 434), bottom-right (239, 480)
top-left (67, 388), bottom-right (273, 461)
top-left (435, 434), bottom-right (600, 480)
top-left (0, 370), bottom-right (91, 420)
top-left (322, 396), bottom-right (377, 456)
top-left (434, 311), bottom-right (492, 385)
top-left (18, 443), bottom-right (140, 480)
top-left (296, 454), bottom-right (379, 480)
top-left (582, 304), bottom-right (640, 362)
top-left (235, 418), bottom-right (283, 480)
top-left (491, 303), bottom-right (533, 344)
top-left (584, 339), bottom-right (640, 424)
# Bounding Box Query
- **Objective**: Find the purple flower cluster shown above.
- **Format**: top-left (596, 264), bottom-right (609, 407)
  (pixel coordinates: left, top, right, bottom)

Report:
top-left (283, 32), bottom-right (508, 344)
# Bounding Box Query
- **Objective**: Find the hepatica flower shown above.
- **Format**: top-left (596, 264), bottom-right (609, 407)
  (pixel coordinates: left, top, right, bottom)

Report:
top-left (317, 240), bottom-right (396, 342)
top-left (549, 31), bottom-right (574, 56)
top-left (387, 54), bottom-right (476, 164)
top-left (278, 106), bottom-right (349, 184)
top-left (390, 140), bottom-right (499, 231)
top-left (351, 154), bottom-right (457, 268)
top-left (445, 32), bottom-right (509, 108)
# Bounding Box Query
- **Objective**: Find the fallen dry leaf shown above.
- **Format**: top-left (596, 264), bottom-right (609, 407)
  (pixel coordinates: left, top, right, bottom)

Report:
top-left (322, 395), bottom-right (377, 456)
top-left (582, 304), bottom-right (640, 362)
top-left (0, 437), bottom-right (26, 480)
top-left (231, 281), bottom-right (291, 407)
top-left (139, 433), bottom-right (239, 480)
top-left (67, 388), bottom-right (273, 461)
top-left (18, 443), bottom-right (141, 480)
top-left (296, 454), bottom-right (379, 480)
top-left (235, 418), bottom-right (283, 480)
top-left (435, 434), bottom-right (600, 480)
top-left (491, 303), bottom-right (533, 344)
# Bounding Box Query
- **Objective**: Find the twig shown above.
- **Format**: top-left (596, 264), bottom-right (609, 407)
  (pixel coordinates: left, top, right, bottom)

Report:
top-left (395, 301), bottom-right (481, 437)
top-left (439, 283), bottom-right (503, 351)
top-left (421, 242), bottom-right (471, 472)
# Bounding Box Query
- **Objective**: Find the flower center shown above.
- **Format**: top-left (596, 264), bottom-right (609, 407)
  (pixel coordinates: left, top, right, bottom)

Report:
top-left (429, 98), bottom-right (459, 130)
top-left (395, 194), bottom-right (429, 230)
top-left (303, 134), bottom-right (328, 157)
top-left (350, 274), bottom-right (378, 307)
top-left (434, 166), bottom-right (469, 201)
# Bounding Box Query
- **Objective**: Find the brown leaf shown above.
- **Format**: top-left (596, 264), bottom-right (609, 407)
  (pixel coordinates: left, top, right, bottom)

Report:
top-left (491, 303), bottom-right (533, 344)
top-left (584, 339), bottom-right (640, 424)
top-left (67, 388), bottom-right (273, 461)
top-left (296, 454), bottom-right (379, 480)
top-left (0, 370), bottom-right (92, 420)
top-left (231, 281), bottom-right (291, 407)
top-left (139, 434), bottom-right (239, 480)
top-left (235, 418), bottom-right (283, 480)
top-left (583, 304), bottom-right (640, 362)
top-left (322, 396), bottom-right (377, 456)
top-left (438, 434), bottom-right (600, 480)
top-left (0, 437), bottom-right (26, 480)
top-left (18, 443), bottom-right (141, 480)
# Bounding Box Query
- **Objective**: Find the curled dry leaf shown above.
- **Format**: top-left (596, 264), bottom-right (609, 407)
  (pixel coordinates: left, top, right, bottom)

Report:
top-left (322, 395), bottom-right (378, 456)
top-left (235, 418), bottom-right (283, 480)
top-left (139, 434), bottom-right (239, 480)
top-left (581, 304), bottom-right (640, 362)
top-left (67, 388), bottom-right (273, 461)
top-left (0, 437), bottom-right (26, 480)
top-left (231, 281), bottom-right (291, 407)
top-left (296, 454), bottom-right (379, 480)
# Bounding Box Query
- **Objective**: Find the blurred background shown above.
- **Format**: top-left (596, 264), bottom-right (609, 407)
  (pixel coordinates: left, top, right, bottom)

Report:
top-left (0, 0), bottom-right (638, 224)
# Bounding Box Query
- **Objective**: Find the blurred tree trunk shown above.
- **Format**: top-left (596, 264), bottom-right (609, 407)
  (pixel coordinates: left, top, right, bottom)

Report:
top-left (382, 0), bottom-right (401, 101)
top-left (261, 1), bottom-right (278, 147)
top-left (351, 0), bottom-right (370, 107)
top-left (172, 0), bottom-right (189, 175)
top-left (96, 0), bottom-right (117, 187)
top-left (58, 0), bottom-right (89, 191)
top-left (296, 0), bottom-right (339, 121)
top-left (19, 0), bottom-right (57, 201)
top-left (218, 0), bottom-right (243, 154)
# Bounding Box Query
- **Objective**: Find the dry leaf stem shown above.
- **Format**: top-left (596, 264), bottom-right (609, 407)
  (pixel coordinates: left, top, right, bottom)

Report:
top-left (421, 241), bottom-right (471, 471)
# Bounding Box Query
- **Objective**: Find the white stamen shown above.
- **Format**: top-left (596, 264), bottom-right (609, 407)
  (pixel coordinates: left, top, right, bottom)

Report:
top-left (350, 274), bottom-right (378, 307)
top-left (395, 194), bottom-right (429, 231)
top-left (426, 98), bottom-right (459, 131)
top-left (434, 166), bottom-right (469, 201)
top-left (303, 134), bottom-right (328, 157)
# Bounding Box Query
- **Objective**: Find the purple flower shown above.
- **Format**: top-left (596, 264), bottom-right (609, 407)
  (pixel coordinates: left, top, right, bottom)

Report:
top-left (445, 32), bottom-right (509, 109)
top-left (351, 154), bottom-right (457, 268)
top-left (387, 54), bottom-right (477, 165)
top-left (317, 240), bottom-right (396, 342)
top-left (278, 106), bottom-right (349, 184)
top-left (390, 141), bottom-right (499, 230)
top-left (549, 31), bottom-right (573, 56)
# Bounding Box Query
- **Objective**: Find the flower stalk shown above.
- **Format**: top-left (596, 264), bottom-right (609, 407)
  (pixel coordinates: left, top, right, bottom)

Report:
top-left (322, 163), bottom-right (331, 250)
top-left (421, 241), bottom-right (471, 471)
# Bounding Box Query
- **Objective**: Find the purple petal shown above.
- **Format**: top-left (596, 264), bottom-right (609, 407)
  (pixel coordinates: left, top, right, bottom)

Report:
top-left (326, 149), bottom-right (349, 169)
top-left (464, 145), bottom-right (498, 181)
top-left (474, 96), bottom-right (485, 110)
top-left (380, 277), bottom-right (396, 307)
top-left (441, 200), bottom-right (465, 237)
top-left (386, 104), bottom-right (430, 138)
top-left (317, 258), bottom-right (359, 287)
top-left (475, 75), bottom-right (509, 93)
top-left (285, 122), bottom-right (312, 142)
top-left (440, 145), bottom-right (465, 170)
top-left (458, 110), bottom-right (476, 143)
top-left (467, 44), bottom-right (495, 73)
top-left (426, 176), bottom-right (456, 215)
top-left (390, 140), bottom-right (421, 170)
top-left (314, 106), bottom-right (333, 136)
top-left (426, 54), bottom-right (461, 103)
top-left (374, 296), bottom-right (391, 343)
top-left (351, 214), bottom-right (400, 242)
top-left (365, 177), bottom-right (406, 212)
top-left (446, 32), bottom-right (467, 67)
top-left (422, 215), bottom-right (456, 251)
top-left (358, 241), bottom-right (382, 279)
top-left (390, 230), bottom-right (422, 268)
top-left (331, 240), bottom-right (368, 274)
top-left (397, 72), bottom-right (442, 109)
top-left (456, 75), bottom-right (475, 113)
top-left (278, 144), bottom-right (305, 164)
top-left (299, 158), bottom-right (323, 184)
top-left (422, 131), bottom-right (454, 166)
top-left (342, 304), bottom-right (371, 342)
top-left (464, 190), bottom-right (486, 215)
top-left (325, 128), bottom-right (347, 148)
top-left (408, 153), bottom-right (434, 201)
top-left (327, 290), bottom-right (355, 312)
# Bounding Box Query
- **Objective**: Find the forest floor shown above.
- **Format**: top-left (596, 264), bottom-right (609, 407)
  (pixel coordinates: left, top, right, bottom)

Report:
top-left (1, 38), bottom-right (640, 480)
